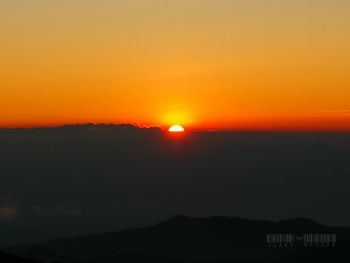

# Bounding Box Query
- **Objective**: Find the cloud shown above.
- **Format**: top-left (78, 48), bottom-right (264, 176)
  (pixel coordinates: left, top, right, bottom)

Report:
top-left (0, 195), bottom-right (81, 219)
top-left (0, 195), bottom-right (18, 220)
top-left (0, 206), bottom-right (18, 220)
top-left (321, 109), bottom-right (350, 116)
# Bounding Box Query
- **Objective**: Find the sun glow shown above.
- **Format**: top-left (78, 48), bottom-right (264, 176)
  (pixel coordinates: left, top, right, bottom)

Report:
top-left (168, 125), bottom-right (185, 133)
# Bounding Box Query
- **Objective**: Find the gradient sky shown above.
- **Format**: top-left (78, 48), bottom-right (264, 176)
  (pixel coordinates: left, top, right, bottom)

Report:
top-left (1, 0), bottom-right (350, 130)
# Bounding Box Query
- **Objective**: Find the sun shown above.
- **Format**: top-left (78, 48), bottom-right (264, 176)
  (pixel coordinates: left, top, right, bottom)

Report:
top-left (168, 125), bottom-right (185, 133)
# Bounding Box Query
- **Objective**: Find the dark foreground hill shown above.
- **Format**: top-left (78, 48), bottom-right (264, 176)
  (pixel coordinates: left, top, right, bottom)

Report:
top-left (0, 251), bottom-right (41, 263)
top-left (5, 215), bottom-right (350, 263)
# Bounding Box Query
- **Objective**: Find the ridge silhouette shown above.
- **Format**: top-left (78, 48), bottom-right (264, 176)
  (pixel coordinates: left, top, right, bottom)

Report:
top-left (4, 216), bottom-right (350, 263)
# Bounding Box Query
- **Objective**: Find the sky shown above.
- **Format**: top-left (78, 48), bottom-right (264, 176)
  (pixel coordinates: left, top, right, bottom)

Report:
top-left (1, 0), bottom-right (350, 130)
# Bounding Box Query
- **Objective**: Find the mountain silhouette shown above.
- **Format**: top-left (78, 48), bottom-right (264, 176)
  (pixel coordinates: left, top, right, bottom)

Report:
top-left (0, 251), bottom-right (41, 263)
top-left (5, 215), bottom-right (350, 263)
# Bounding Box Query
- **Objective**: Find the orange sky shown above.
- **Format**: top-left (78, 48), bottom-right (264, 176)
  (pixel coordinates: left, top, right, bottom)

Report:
top-left (1, 0), bottom-right (350, 131)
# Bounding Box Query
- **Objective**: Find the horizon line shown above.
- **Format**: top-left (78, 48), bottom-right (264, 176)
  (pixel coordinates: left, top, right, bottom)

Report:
top-left (1, 122), bottom-right (350, 133)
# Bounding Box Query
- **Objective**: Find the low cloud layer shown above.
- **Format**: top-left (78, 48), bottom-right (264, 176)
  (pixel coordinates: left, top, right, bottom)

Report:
top-left (0, 206), bottom-right (17, 220)
top-left (0, 196), bottom-right (17, 220)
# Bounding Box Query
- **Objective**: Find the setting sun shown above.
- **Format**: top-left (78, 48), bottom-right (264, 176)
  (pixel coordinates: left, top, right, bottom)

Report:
top-left (168, 125), bottom-right (185, 133)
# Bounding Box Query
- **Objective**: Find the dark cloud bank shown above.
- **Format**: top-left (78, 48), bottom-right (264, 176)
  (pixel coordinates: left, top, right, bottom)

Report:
top-left (0, 124), bottom-right (349, 246)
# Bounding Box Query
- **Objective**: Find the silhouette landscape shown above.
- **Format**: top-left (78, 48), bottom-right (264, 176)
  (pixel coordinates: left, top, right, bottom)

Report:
top-left (1, 125), bottom-right (350, 262)
top-left (2, 215), bottom-right (350, 262)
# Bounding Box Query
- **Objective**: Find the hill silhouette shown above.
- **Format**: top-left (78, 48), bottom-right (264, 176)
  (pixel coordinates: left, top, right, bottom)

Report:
top-left (0, 251), bottom-right (41, 263)
top-left (5, 215), bottom-right (350, 263)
